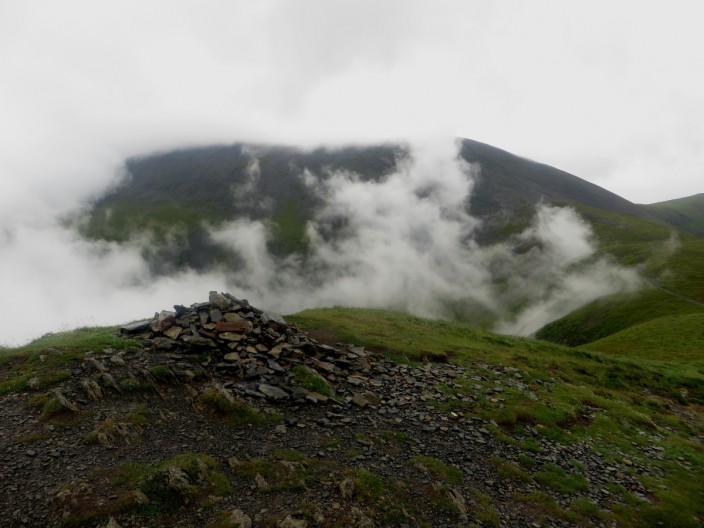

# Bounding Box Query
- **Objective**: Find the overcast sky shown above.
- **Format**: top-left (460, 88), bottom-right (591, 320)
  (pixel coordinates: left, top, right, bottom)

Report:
top-left (2, 0), bottom-right (703, 214)
top-left (1, 1), bottom-right (703, 344)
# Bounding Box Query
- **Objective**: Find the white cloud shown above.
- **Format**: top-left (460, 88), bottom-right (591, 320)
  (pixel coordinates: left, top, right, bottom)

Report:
top-left (203, 140), bottom-right (641, 336)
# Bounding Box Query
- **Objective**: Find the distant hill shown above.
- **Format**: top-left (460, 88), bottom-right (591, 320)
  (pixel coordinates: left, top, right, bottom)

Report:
top-left (643, 193), bottom-right (704, 238)
top-left (78, 137), bottom-right (678, 261)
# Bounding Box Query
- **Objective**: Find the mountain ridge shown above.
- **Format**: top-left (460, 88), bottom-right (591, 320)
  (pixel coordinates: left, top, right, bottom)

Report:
top-left (72, 137), bottom-right (704, 350)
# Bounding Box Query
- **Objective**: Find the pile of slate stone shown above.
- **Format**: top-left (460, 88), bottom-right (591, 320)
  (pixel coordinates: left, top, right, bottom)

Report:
top-left (121, 291), bottom-right (370, 405)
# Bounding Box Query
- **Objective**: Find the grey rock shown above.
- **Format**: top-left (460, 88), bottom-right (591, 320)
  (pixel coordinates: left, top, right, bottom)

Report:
top-left (255, 473), bottom-right (269, 490)
top-left (120, 319), bottom-right (151, 334)
top-left (52, 389), bottom-right (78, 412)
top-left (163, 325), bottom-right (182, 340)
top-left (209, 291), bottom-right (230, 311)
top-left (339, 477), bottom-right (355, 499)
top-left (181, 335), bottom-right (215, 347)
top-left (103, 517), bottom-right (123, 528)
top-left (261, 311), bottom-right (286, 325)
top-left (79, 379), bottom-right (103, 402)
top-left (227, 509), bottom-right (252, 528)
top-left (278, 516), bottom-right (308, 528)
top-left (258, 384), bottom-right (290, 400)
top-left (151, 310), bottom-right (176, 332)
top-left (350, 507), bottom-right (374, 528)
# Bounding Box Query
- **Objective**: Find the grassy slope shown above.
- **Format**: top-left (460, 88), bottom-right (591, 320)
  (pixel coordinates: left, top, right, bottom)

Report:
top-left (644, 193), bottom-right (704, 238)
top-left (536, 204), bottom-right (704, 346)
top-left (0, 327), bottom-right (137, 395)
top-left (288, 307), bottom-right (704, 527)
top-left (581, 312), bottom-right (704, 363)
top-left (2, 310), bottom-right (703, 526)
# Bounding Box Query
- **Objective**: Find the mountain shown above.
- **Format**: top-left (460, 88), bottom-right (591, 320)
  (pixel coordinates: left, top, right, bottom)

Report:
top-left (79, 138), bottom-right (672, 254)
top-left (74, 137), bottom-right (704, 350)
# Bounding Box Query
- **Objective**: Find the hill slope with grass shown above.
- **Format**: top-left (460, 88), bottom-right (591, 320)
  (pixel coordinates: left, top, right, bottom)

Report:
top-left (1, 300), bottom-right (702, 527)
top-left (644, 193), bottom-right (704, 238)
top-left (535, 210), bottom-right (704, 347)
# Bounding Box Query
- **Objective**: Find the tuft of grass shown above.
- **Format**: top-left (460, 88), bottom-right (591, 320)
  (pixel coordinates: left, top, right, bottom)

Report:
top-left (468, 488), bottom-right (500, 526)
top-left (292, 365), bottom-right (332, 397)
top-left (0, 327), bottom-right (137, 395)
top-left (569, 498), bottom-right (611, 523)
top-left (520, 438), bottom-right (541, 453)
top-left (199, 387), bottom-right (269, 425)
top-left (490, 457), bottom-right (531, 482)
top-left (119, 377), bottom-right (154, 392)
top-left (229, 451), bottom-right (319, 493)
top-left (38, 396), bottom-right (68, 421)
top-left (84, 405), bottom-right (149, 445)
top-left (534, 463), bottom-right (589, 495)
top-left (518, 453), bottom-right (536, 469)
top-left (410, 455), bottom-right (463, 485)
top-left (513, 490), bottom-right (577, 524)
top-left (14, 431), bottom-right (51, 444)
top-left (149, 365), bottom-right (173, 380)
top-left (352, 468), bottom-right (385, 502)
top-left (112, 453), bottom-right (232, 518)
top-left (379, 430), bottom-right (408, 443)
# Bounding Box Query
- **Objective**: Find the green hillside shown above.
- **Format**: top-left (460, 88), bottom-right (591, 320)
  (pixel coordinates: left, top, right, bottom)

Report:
top-left (580, 312), bottom-right (704, 364)
top-left (645, 193), bottom-right (704, 238)
top-left (287, 308), bottom-right (704, 527)
top-left (536, 204), bottom-right (704, 347)
top-left (2, 309), bottom-right (703, 526)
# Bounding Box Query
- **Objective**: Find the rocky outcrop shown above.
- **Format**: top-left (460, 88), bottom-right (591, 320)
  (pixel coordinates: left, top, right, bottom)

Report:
top-left (123, 291), bottom-right (372, 406)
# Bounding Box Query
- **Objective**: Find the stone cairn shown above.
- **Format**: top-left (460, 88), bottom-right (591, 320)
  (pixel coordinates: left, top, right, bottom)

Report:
top-left (121, 291), bottom-right (370, 406)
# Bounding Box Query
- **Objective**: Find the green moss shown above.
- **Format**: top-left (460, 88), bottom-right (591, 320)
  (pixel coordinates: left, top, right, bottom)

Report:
top-left (39, 397), bottom-right (68, 421)
top-left (292, 365), bottom-right (332, 396)
top-left (468, 488), bottom-right (500, 526)
top-left (199, 388), bottom-right (268, 425)
top-left (352, 469), bottom-right (385, 502)
top-left (410, 455), bottom-right (463, 485)
top-left (0, 327), bottom-right (137, 395)
top-left (114, 452), bottom-right (231, 514)
top-left (534, 463), bottom-right (589, 495)
top-left (149, 365), bottom-right (173, 380)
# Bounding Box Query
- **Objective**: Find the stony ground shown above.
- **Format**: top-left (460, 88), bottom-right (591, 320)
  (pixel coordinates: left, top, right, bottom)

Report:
top-left (0, 294), bottom-right (649, 528)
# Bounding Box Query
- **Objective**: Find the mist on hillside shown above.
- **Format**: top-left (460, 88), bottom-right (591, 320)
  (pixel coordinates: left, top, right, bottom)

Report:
top-left (0, 139), bottom-right (642, 346)
top-left (206, 139), bottom-right (642, 335)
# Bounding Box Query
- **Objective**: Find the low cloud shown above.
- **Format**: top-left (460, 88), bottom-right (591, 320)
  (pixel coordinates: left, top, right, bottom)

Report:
top-left (205, 139), bottom-right (642, 335)
top-left (0, 221), bottom-right (230, 346)
top-left (0, 139), bottom-right (642, 346)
